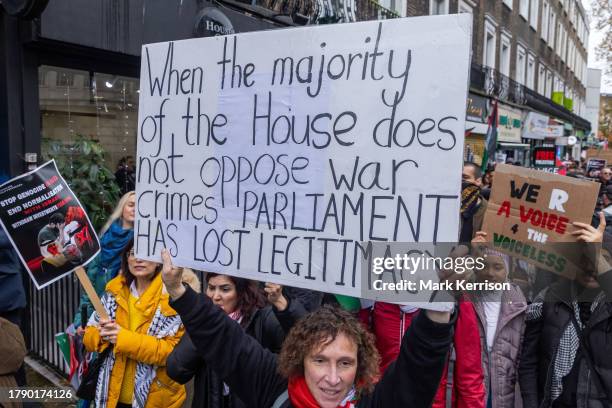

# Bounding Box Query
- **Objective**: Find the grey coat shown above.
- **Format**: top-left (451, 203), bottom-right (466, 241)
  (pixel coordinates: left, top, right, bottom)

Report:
top-left (472, 284), bottom-right (527, 408)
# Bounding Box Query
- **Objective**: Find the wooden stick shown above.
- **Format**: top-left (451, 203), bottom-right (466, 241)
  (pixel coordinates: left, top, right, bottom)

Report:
top-left (75, 266), bottom-right (109, 321)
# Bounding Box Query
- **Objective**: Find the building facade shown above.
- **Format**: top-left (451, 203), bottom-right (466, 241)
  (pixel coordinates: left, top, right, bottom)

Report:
top-left (392, 0), bottom-right (592, 165)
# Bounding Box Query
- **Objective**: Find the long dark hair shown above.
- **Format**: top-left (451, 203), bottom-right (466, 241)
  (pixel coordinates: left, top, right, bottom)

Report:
top-left (205, 273), bottom-right (266, 327)
top-left (120, 239), bottom-right (162, 287)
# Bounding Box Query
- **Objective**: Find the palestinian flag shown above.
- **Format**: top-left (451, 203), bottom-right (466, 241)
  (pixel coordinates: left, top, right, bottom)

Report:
top-left (481, 100), bottom-right (498, 170)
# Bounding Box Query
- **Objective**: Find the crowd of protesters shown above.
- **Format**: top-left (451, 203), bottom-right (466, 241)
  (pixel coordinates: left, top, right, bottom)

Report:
top-left (0, 159), bottom-right (611, 408)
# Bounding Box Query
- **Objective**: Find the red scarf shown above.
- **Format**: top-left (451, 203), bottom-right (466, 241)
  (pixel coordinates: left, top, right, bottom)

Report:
top-left (288, 377), bottom-right (357, 408)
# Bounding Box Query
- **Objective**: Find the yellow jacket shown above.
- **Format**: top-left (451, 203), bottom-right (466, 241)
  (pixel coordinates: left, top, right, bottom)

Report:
top-left (84, 272), bottom-right (189, 408)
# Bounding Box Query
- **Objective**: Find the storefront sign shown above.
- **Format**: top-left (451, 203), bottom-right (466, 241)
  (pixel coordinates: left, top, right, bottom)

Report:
top-left (466, 93), bottom-right (488, 123)
top-left (0, 161), bottom-right (100, 289)
top-left (497, 104), bottom-right (522, 143)
top-left (194, 7), bottom-right (235, 37)
top-left (533, 147), bottom-right (556, 168)
top-left (135, 15), bottom-right (472, 299)
top-left (522, 111), bottom-right (565, 139)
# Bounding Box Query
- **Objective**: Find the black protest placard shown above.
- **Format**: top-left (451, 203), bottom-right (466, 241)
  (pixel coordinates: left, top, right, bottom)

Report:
top-left (0, 161), bottom-right (100, 288)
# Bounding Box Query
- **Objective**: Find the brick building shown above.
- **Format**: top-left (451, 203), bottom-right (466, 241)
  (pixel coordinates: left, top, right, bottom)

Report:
top-left (380, 0), bottom-right (592, 165)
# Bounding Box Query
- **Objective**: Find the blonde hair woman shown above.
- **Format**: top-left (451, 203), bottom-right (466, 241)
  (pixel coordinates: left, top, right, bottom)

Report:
top-left (74, 191), bottom-right (136, 329)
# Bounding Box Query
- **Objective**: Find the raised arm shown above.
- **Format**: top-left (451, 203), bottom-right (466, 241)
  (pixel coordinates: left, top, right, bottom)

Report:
top-left (162, 250), bottom-right (287, 408)
top-left (170, 286), bottom-right (287, 408)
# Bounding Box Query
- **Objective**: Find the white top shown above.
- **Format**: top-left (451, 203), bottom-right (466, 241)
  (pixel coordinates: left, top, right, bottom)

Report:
top-left (483, 301), bottom-right (501, 351)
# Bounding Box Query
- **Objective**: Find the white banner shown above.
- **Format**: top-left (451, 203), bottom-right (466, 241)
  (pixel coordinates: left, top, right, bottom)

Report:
top-left (134, 15), bottom-right (472, 297)
top-left (523, 111), bottom-right (564, 139)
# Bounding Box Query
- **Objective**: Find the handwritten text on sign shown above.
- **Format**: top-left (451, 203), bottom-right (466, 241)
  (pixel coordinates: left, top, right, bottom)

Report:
top-left (135, 15), bottom-right (472, 297)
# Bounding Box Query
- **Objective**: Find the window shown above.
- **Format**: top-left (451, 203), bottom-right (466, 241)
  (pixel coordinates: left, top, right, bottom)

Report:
top-left (548, 11), bottom-right (556, 49)
top-left (458, 0), bottom-right (473, 13)
top-left (538, 65), bottom-right (546, 94)
top-left (546, 70), bottom-right (553, 97)
top-left (530, 0), bottom-right (539, 29)
top-left (527, 55), bottom-right (536, 89)
top-left (379, 0), bottom-right (405, 16)
top-left (520, 0), bottom-right (529, 19)
top-left (500, 33), bottom-right (512, 76)
top-left (39, 66), bottom-right (139, 176)
top-left (483, 19), bottom-right (497, 68)
top-left (503, 0), bottom-right (513, 9)
top-left (556, 23), bottom-right (562, 56)
top-left (516, 45), bottom-right (526, 84)
top-left (541, 1), bottom-right (549, 41)
top-left (430, 0), bottom-right (449, 14)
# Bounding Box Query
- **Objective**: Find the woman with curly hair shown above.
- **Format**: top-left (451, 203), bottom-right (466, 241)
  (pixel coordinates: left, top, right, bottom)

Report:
top-left (161, 250), bottom-right (456, 408)
top-left (167, 273), bottom-right (307, 408)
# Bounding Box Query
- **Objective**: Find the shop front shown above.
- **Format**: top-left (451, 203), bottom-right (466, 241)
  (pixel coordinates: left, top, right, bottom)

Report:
top-left (1, 0), bottom-right (289, 179)
top-left (464, 93), bottom-right (489, 164)
top-left (496, 103), bottom-right (528, 165)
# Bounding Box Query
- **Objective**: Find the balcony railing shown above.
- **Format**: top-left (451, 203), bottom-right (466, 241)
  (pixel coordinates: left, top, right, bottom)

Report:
top-left (470, 63), bottom-right (526, 105)
top-left (227, 0), bottom-right (398, 25)
top-left (354, 0), bottom-right (399, 21)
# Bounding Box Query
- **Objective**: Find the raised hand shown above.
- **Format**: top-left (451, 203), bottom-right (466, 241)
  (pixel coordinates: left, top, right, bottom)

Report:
top-left (161, 248), bottom-right (185, 300)
top-left (264, 283), bottom-right (288, 311)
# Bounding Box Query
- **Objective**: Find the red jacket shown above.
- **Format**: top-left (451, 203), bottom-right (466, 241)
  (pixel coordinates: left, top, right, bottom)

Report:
top-left (366, 301), bottom-right (485, 408)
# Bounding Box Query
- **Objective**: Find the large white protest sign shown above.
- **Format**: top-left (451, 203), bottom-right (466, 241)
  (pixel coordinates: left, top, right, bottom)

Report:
top-left (135, 15), bottom-right (472, 298)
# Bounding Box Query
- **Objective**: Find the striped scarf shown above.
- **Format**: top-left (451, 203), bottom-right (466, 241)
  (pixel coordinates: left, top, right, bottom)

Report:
top-left (526, 289), bottom-right (605, 401)
top-left (87, 292), bottom-right (182, 408)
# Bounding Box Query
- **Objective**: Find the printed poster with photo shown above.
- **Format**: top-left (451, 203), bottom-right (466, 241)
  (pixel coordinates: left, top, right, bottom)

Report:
top-left (0, 160), bottom-right (100, 289)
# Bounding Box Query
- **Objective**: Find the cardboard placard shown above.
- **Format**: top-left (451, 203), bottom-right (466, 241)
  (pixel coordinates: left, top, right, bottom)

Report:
top-left (482, 164), bottom-right (599, 276)
top-left (0, 161), bottom-right (101, 289)
top-left (134, 15), bottom-right (472, 298)
top-left (586, 149), bottom-right (612, 163)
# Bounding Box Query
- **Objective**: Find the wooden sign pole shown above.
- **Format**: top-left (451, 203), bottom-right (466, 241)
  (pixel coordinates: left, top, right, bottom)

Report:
top-left (75, 266), bottom-right (109, 321)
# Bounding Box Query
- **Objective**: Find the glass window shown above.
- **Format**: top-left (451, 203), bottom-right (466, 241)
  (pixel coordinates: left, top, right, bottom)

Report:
top-left (458, 0), bottom-right (473, 13)
top-left (430, 0), bottom-right (449, 14)
top-left (39, 65), bottom-right (139, 185)
top-left (527, 55), bottom-right (535, 89)
top-left (541, 1), bottom-right (549, 41)
top-left (520, 0), bottom-right (529, 19)
top-left (538, 65), bottom-right (546, 94)
top-left (500, 34), bottom-right (511, 76)
top-left (529, 0), bottom-right (539, 29)
top-left (516, 46), bottom-right (526, 84)
top-left (549, 11), bottom-right (556, 48)
top-left (483, 20), bottom-right (497, 68)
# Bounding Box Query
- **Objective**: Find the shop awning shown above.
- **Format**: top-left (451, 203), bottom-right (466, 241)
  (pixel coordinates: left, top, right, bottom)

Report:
top-left (499, 143), bottom-right (531, 148)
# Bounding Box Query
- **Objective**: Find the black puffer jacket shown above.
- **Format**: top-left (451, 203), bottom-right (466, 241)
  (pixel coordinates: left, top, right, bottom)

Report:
top-left (167, 298), bottom-right (307, 408)
top-left (169, 286), bottom-right (455, 408)
top-left (519, 271), bottom-right (612, 408)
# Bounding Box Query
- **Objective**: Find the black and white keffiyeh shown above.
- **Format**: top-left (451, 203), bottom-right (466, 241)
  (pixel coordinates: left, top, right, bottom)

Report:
top-left (87, 292), bottom-right (182, 408)
top-left (526, 288), bottom-right (605, 401)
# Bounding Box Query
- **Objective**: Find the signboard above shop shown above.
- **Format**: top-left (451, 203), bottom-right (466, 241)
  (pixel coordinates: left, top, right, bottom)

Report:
top-left (466, 93), bottom-right (488, 123)
top-left (497, 104), bottom-right (522, 143)
top-left (522, 111), bottom-right (564, 140)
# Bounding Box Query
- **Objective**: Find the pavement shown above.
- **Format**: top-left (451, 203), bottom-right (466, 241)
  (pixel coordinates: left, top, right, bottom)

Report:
top-left (23, 356), bottom-right (77, 408)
